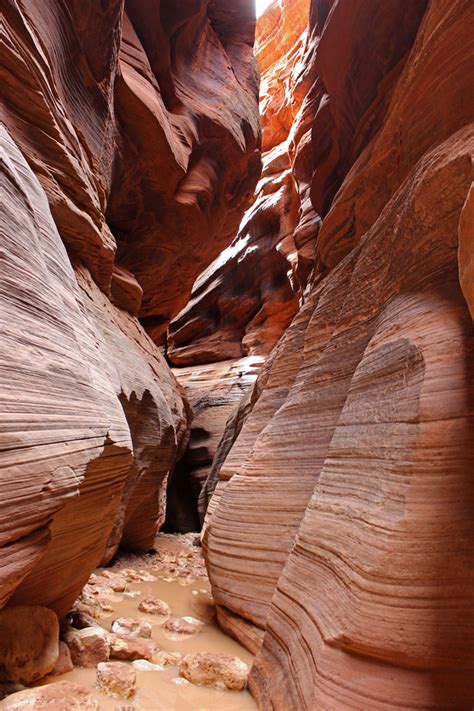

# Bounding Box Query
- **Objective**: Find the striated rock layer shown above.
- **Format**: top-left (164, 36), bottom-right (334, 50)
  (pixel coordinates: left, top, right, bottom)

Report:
top-left (0, 129), bottom-right (187, 616)
top-left (166, 0), bottom-right (316, 530)
top-left (204, 0), bottom-right (474, 708)
top-left (166, 358), bottom-right (263, 532)
top-left (0, 1), bottom-right (260, 615)
top-left (168, 0), bottom-right (316, 365)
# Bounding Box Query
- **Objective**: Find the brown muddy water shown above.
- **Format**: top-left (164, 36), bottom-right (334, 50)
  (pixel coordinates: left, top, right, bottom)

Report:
top-left (40, 534), bottom-right (257, 710)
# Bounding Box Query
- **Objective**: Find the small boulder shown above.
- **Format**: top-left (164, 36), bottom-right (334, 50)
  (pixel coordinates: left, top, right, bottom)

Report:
top-left (122, 569), bottom-right (155, 583)
top-left (96, 662), bottom-right (136, 699)
top-left (163, 616), bottom-right (203, 636)
top-left (109, 634), bottom-right (157, 662)
top-left (179, 652), bottom-right (248, 690)
top-left (111, 618), bottom-right (152, 639)
top-left (98, 571), bottom-right (127, 592)
top-left (0, 606), bottom-right (59, 684)
top-left (0, 680), bottom-right (98, 709)
top-left (153, 650), bottom-right (181, 667)
top-left (67, 608), bottom-right (99, 630)
top-left (137, 596), bottom-right (170, 616)
top-left (50, 641), bottom-right (74, 676)
top-left (63, 626), bottom-right (109, 667)
top-left (131, 660), bottom-right (162, 672)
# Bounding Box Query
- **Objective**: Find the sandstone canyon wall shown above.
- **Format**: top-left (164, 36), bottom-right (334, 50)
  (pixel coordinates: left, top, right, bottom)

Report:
top-left (1, 0), bottom-right (474, 708)
top-left (0, 0), bottom-right (260, 616)
top-left (166, 0), bottom-right (316, 529)
top-left (203, 0), bottom-right (474, 709)
top-left (167, 0), bottom-right (315, 367)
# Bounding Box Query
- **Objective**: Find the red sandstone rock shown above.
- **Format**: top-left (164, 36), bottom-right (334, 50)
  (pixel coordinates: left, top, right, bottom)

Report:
top-left (137, 596), bottom-right (170, 617)
top-left (167, 0), bottom-right (314, 366)
top-left (63, 626), bottom-right (109, 668)
top-left (459, 185), bottom-right (474, 318)
top-left (1, 1), bottom-right (260, 330)
top-left (0, 606), bottom-right (59, 685)
top-left (167, 358), bottom-right (262, 531)
top-left (50, 641), bottom-right (74, 677)
top-left (0, 0), bottom-right (259, 615)
top-left (108, 2), bottom-right (261, 339)
top-left (0, 130), bottom-right (189, 616)
top-left (96, 661), bottom-right (136, 699)
top-left (204, 1), bottom-right (474, 709)
top-left (179, 652), bottom-right (248, 690)
top-left (111, 618), bottom-right (152, 639)
top-left (109, 634), bottom-right (157, 662)
top-left (153, 651), bottom-right (182, 668)
top-left (163, 616), bottom-right (203, 636)
top-left (0, 681), bottom-right (98, 710)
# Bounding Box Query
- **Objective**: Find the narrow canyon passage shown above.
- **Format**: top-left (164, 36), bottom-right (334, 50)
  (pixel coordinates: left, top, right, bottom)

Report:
top-left (0, 0), bottom-right (473, 710)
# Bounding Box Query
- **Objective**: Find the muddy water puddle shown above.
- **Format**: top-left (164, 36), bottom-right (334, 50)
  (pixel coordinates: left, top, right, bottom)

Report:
top-left (42, 535), bottom-right (257, 710)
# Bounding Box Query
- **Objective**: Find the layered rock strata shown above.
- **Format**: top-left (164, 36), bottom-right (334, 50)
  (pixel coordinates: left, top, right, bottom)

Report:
top-left (0, 130), bottom-right (186, 616)
top-left (0, 0), bottom-right (259, 615)
top-left (168, 0), bottom-right (316, 365)
top-left (167, 0), bottom-right (317, 533)
top-left (166, 358), bottom-right (263, 531)
top-left (204, 0), bottom-right (474, 708)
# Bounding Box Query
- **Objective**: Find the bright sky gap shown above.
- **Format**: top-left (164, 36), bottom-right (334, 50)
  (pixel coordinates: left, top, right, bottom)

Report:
top-left (256, 0), bottom-right (273, 18)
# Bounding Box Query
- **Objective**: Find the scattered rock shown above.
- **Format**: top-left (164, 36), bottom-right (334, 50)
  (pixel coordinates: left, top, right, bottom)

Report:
top-left (123, 591), bottom-right (141, 599)
top-left (50, 641), bottom-right (74, 676)
top-left (0, 681), bottom-right (98, 709)
top-left (122, 569), bottom-right (155, 583)
top-left (63, 626), bottom-right (109, 667)
top-left (87, 574), bottom-right (102, 586)
top-left (111, 618), bottom-right (152, 639)
top-left (67, 608), bottom-right (99, 630)
top-left (87, 583), bottom-right (116, 600)
top-left (153, 650), bottom-right (182, 667)
top-left (109, 634), bottom-right (157, 662)
top-left (0, 606), bottom-right (59, 684)
top-left (163, 616), bottom-right (203, 636)
top-left (96, 662), bottom-right (136, 699)
top-left (137, 597), bottom-right (170, 616)
top-left (99, 571), bottom-right (128, 592)
top-left (179, 652), bottom-right (248, 691)
top-left (131, 660), bottom-right (162, 672)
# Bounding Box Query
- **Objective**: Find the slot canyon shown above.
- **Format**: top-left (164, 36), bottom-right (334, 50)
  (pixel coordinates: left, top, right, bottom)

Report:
top-left (0, 0), bottom-right (473, 708)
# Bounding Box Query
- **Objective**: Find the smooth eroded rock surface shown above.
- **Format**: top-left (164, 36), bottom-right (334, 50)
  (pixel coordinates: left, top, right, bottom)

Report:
top-left (204, 1), bottom-right (474, 708)
top-left (167, 358), bottom-right (262, 531)
top-left (168, 0), bottom-right (314, 366)
top-left (0, 0), bottom-right (260, 615)
top-left (0, 606), bottom-right (59, 685)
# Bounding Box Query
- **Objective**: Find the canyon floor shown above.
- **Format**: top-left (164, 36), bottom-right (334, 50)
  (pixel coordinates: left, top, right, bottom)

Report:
top-left (13, 535), bottom-right (256, 710)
